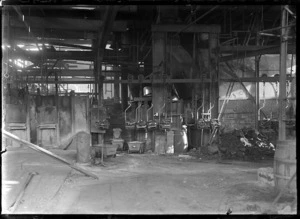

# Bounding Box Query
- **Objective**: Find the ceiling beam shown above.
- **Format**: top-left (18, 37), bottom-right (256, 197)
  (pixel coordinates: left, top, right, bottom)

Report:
top-left (10, 16), bottom-right (128, 32)
top-left (11, 27), bottom-right (97, 40)
top-left (11, 49), bottom-right (95, 61)
top-left (17, 76), bottom-right (295, 84)
top-left (152, 24), bottom-right (221, 33)
top-left (21, 69), bottom-right (120, 76)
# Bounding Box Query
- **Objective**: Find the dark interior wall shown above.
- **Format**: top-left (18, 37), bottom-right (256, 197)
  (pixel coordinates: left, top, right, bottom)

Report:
top-left (5, 104), bottom-right (27, 123)
top-left (27, 94), bottom-right (90, 147)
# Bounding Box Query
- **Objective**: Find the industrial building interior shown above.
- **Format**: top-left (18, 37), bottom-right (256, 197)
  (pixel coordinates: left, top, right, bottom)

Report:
top-left (1, 4), bottom-right (297, 215)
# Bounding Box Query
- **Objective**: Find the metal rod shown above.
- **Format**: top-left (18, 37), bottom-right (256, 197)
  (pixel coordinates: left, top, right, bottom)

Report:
top-left (124, 102), bottom-right (132, 123)
top-left (283, 6), bottom-right (296, 18)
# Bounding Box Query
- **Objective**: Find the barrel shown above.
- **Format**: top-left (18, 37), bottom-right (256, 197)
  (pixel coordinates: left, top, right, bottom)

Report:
top-left (274, 140), bottom-right (296, 193)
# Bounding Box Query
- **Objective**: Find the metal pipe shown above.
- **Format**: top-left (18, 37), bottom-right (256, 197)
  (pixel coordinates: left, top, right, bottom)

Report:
top-left (196, 102), bottom-right (204, 120)
top-left (135, 102), bottom-right (141, 122)
top-left (208, 103), bottom-right (215, 115)
top-left (258, 99), bottom-right (266, 118)
top-left (124, 102), bottom-right (132, 123)
top-left (147, 103), bottom-right (153, 122)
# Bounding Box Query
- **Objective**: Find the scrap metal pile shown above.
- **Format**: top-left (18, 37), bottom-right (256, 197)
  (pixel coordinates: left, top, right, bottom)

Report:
top-left (217, 128), bottom-right (276, 160)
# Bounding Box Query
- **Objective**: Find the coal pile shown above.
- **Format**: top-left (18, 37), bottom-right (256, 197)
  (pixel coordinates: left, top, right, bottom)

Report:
top-left (218, 128), bottom-right (275, 160)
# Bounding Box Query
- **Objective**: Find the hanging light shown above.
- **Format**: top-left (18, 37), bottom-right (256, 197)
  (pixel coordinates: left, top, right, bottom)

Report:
top-left (171, 84), bottom-right (180, 102)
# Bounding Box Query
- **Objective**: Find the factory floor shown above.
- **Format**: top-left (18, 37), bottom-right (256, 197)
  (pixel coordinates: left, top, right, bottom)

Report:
top-left (2, 147), bottom-right (296, 215)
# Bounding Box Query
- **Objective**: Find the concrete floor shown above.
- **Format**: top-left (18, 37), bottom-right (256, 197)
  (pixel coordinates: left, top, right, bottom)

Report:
top-left (2, 147), bottom-right (296, 214)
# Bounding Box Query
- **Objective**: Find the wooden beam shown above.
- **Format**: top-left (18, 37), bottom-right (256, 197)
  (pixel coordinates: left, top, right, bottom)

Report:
top-left (152, 24), bottom-right (221, 33)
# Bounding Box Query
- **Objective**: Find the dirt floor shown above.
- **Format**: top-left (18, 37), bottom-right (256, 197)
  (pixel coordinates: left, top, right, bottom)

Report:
top-left (1, 147), bottom-right (297, 215)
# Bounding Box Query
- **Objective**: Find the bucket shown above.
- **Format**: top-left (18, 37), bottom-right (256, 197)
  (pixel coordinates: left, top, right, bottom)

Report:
top-left (274, 140), bottom-right (296, 193)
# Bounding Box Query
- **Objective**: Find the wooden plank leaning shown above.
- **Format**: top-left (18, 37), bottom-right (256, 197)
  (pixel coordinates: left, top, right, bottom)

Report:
top-left (2, 130), bottom-right (99, 180)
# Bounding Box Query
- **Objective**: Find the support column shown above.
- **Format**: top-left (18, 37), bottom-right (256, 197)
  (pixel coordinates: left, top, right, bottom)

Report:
top-left (209, 33), bottom-right (219, 120)
top-left (152, 32), bottom-right (167, 154)
top-left (255, 56), bottom-right (260, 130)
top-left (278, 6), bottom-right (288, 141)
top-left (2, 7), bottom-right (9, 145)
top-left (152, 32), bottom-right (166, 114)
top-left (121, 66), bottom-right (128, 110)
